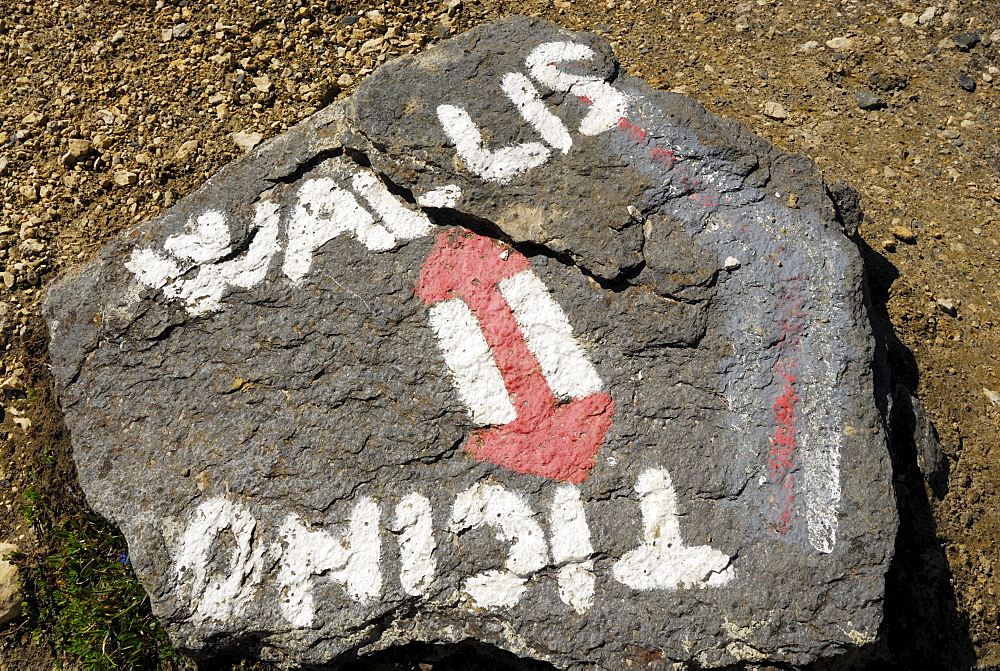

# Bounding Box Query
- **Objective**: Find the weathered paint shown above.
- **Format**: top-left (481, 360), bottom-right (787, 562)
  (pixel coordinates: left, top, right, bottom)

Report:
top-left (417, 184), bottom-right (462, 208)
top-left (451, 481), bottom-right (548, 609)
top-left (392, 493), bottom-right (437, 597)
top-left (501, 71), bottom-right (573, 154)
top-left (283, 177), bottom-right (394, 281)
top-left (128, 200), bottom-right (283, 316)
top-left (169, 467), bottom-right (734, 622)
top-left (349, 170), bottom-right (432, 240)
top-left (525, 41), bottom-right (629, 136)
top-left (173, 497), bottom-right (269, 623)
top-left (549, 484), bottom-right (595, 614)
top-left (498, 269), bottom-right (603, 401)
top-left (426, 298), bottom-right (518, 426)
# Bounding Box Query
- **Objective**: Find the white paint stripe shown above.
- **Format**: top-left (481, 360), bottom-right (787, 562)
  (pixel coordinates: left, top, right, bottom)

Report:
top-left (451, 481), bottom-right (548, 609)
top-left (173, 497), bottom-right (268, 623)
top-left (427, 298), bottom-right (517, 426)
top-left (277, 498), bottom-right (381, 627)
top-left (525, 41), bottom-right (630, 136)
top-left (164, 210), bottom-right (232, 264)
top-left (501, 72), bottom-right (573, 154)
top-left (436, 104), bottom-right (550, 184)
top-left (417, 184), bottom-right (462, 208)
top-left (498, 270), bottom-right (602, 400)
top-left (550, 485), bottom-right (595, 614)
top-left (283, 177), bottom-right (394, 282)
top-left (612, 468), bottom-right (735, 590)
top-left (392, 493), bottom-right (436, 596)
top-left (800, 351), bottom-right (842, 554)
top-left (350, 171), bottom-right (432, 240)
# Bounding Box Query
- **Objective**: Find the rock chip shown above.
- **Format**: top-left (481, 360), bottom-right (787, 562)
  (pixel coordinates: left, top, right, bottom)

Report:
top-left (43, 17), bottom-right (896, 670)
top-left (173, 140), bottom-right (199, 162)
top-left (825, 36), bottom-right (854, 50)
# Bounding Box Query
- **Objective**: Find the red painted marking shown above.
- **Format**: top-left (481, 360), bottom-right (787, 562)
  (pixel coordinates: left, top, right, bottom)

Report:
top-left (578, 95), bottom-right (594, 106)
top-left (649, 146), bottom-right (678, 168)
top-left (617, 117), bottom-right (647, 142)
top-left (417, 229), bottom-right (615, 484)
top-left (768, 364), bottom-right (798, 534)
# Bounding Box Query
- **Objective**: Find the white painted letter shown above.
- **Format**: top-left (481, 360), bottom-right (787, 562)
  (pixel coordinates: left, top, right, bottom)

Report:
top-left (501, 72), bottom-right (573, 154)
top-left (392, 493), bottom-right (436, 597)
top-left (173, 497), bottom-right (268, 623)
top-left (283, 177), bottom-right (394, 282)
top-left (549, 485), bottom-right (595, 614)
top-left (612, 468), bottom-right (735, 590)
top-left (164, 200), bottom-right (282, 315)
top-left (451, 481), bottom-right (548, 608)
top-left (526, 41), bottom-right (629, 136)
top-left (277, 498), bottom-right (381, 627)
top-left (436, 104), bottom-right (550, 184)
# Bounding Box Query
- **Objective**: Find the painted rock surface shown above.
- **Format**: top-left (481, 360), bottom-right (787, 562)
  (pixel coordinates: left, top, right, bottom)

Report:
top-left (43, 17), bottom-right (897, 669)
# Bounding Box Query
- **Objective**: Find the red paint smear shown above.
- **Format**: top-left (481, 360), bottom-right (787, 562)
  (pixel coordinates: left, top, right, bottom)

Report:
top-left (578, 95), bottom-right (594, 106)
top-left (617, 117), bottom-right (647, 142)
top-left (768, 365), bottom-right (799, 534)
top-left (418, 229), bottom-right (615, 484)
top-left (649, 146), bottom-right (678, 168)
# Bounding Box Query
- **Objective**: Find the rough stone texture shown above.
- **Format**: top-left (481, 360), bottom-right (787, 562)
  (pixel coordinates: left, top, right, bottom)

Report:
top-left (43, 17), bottom-right (896, 669)
top-left (0, 543), bottom-right (22, 627)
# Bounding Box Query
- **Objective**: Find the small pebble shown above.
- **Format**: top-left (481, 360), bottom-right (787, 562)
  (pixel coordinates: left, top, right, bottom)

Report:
top-left (985, 389), bottom-right (1000, 407)
top-left (855, 90), bottom-right (887, 111)
top-left (935, 298), bottom-right (956, 315)
top-left (890, 225), bottom-right (917, 243)
top-left (951, 32), bottom-right (980, 51)
top-left (231, 131), bottom-right (264, 153)
top-left (825, 36), bottom-right (854, 51)
top-left (763, 101), bottom-right (788, 120)
top-left (958, 74), bottom-right (976, 92)
top-left (723, 256), bottom-right (741, 270)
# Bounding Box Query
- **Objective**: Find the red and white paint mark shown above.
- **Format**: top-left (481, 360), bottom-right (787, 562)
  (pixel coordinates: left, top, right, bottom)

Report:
top-left (417, 229), bottom-right (615, 484)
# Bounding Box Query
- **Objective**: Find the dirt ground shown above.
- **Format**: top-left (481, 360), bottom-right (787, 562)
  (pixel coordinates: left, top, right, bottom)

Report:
top-left (0, 0), bottom-right (998, 668)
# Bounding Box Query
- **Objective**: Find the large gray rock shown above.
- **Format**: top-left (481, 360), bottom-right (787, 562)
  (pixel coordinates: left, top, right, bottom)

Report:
top-left (43, 17), bottom-right (896, 669)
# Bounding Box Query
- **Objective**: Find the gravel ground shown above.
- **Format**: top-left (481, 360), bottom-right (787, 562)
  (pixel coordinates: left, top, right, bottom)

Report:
top-left (0, 0), bottom-right (998, 668)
